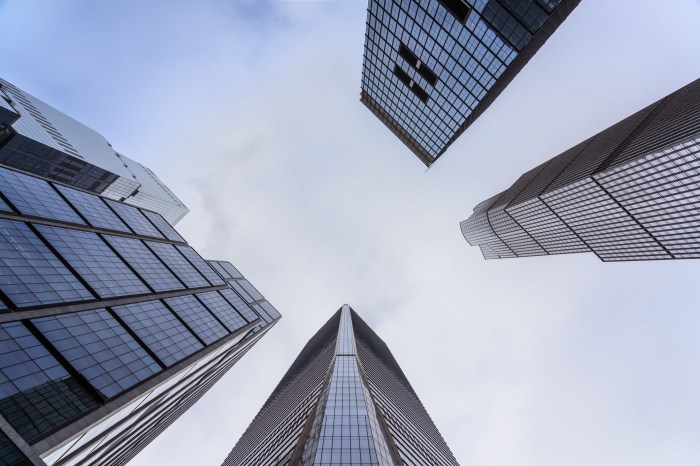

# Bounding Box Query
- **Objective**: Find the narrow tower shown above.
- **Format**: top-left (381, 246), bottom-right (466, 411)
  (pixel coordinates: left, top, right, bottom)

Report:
top-left (223, 305), bottom-right (458, 466)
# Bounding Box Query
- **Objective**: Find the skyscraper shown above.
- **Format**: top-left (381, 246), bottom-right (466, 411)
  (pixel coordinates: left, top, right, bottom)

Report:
top-left (0, 166), bottom-right (281, 466)
top-left (360, 0), bottom-right (580, 166)
top-left (461, 77), bottom-right (700, 261)
top-left (0, 78), bottom-right (189, 224)
top-left (222, 305), bottom-right (458, 466)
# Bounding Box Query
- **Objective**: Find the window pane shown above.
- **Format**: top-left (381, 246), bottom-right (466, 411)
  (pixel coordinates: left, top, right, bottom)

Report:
top-left (112, 301), bottom-right (203, 367)
top-left (175, 246), bottom-right (225, 285)
top-left (32, 309), bottom-right (161, 399)
top-left (141, 210), bottom-right (185, 243)
top-left (0, 322), bottom-right (98, 443)
top-left (104, 199), bottom-right (164, 239)
top-left (0, 167), bottom-right (84, 224)
top-left (164, 295), bottom-right (228, 345)
top-left (104, 235), bottom-right (183, 292)
top-left (54, 185), bottom-right (130, 233)
top-left (219, 288), bottom-right (259, 323)
top-left (195, 291), bottom-right (247, 333)
top-left (0, 219), bottom-right (92, 308)
top-left (146, 242), bottom-right (208, 288)
top-left (35, 225), bottom-right (149, 298)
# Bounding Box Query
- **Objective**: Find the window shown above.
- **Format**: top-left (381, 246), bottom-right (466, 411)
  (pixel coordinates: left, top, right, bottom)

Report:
top-left (438, 0), bottom-right (472, 24)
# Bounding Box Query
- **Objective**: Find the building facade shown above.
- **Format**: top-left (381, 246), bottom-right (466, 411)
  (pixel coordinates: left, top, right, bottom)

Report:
top-left (461, 77), bottom-right (700, 261)
top-left (222, 305), bottom-right (457, 466)
top-left (360, 0), bottom-right (580, 166)
top-left (0, 165), bottom-right (281, 466)
top-left (0, 78), bottom-right (189, 224)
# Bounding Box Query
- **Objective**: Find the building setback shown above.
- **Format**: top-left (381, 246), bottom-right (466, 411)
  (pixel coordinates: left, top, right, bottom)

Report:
top-left (0, 78), bottom-right (189, 224)
top-left (360, 0), bottom-right (580, 166)
top-left (461, 77), bottom-right (700, 261)
top-left (222, 304), bottom-right (458, 466)
top-left (0, 166), bottom-right (281, 466)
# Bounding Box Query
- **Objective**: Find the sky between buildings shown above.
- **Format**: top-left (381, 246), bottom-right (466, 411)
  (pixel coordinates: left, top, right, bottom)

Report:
top-left (2, 0), bottom-right (700, 465)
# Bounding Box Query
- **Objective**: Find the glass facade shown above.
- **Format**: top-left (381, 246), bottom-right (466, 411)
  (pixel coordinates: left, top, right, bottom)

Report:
top-left (360, 0), bottom-right (579, 165)
top-left (0, 164), bottom-right (281, 466)
top-left (0, 77), bottom-right (189, 224)
top-left (223, 305), bottom-right (457, 466)
top-left (461, 78), bottom-right (700, 262)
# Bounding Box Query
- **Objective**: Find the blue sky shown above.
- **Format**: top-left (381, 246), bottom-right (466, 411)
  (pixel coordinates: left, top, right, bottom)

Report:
top-left (3, 0), bottom-right (700, 465)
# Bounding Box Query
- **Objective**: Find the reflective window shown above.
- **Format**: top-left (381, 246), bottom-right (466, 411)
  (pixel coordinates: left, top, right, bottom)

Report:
top-left (195, 291), bottom-right (247, 333)
top-left (238, 279), bottom-right (264, 301)
top-left (55, 185), bottom-right (130, 233)
top-left (141, 210), bottom-right (185, 243)
top-left (0, 196), bottom-right (12, 213)
top-left (35, 225), bottom-right (149, 298)
top-left (32, 309), bottom-right (160, 399)
top-left (104, 199), bottom-right (164, 239)
top-left (112, 301), bottom-right (203, 367)
top-left (229, 280), bottom-right (254, 303)
top-left (260, 301), bottom-right (282, 321)
top-left (219, 288), bottom-right (258, 323)
top-left (0, 430), bottom-right (32, 466)
top-left (104, 235), bottom-right (183, 292)
top-left (146, 242), bottom-right (208, 288)
top-left (207, 260), bottom-right (231, 279)
top-left (164, 295), bottom-right (228, 345)
top-left (0, 167), bottom-right (84, 224)
top-left (0, 321), bottom-right (98, 443)
top-left (175, 245), bottom-right (225, 285)
top-left (219, 261), bottom-right (243, 279)
top-left (0, 219), bottom-right (92, 308)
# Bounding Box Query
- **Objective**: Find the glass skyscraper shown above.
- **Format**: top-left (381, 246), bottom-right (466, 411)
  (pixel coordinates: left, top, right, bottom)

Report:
top-left (0, 78), bottom-right (189, 224)
top-left (361, 0), bottom-right (580, 166)
top-left (222, 305), bottom-right (458, 466)
top-left (461, 77), bottom-right (700, 261)
top-left (0, 165), bottom-right (281, 465)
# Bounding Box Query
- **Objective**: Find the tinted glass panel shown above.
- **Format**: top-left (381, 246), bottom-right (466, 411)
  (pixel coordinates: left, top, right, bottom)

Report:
top-left (104, 199), bottom-right (163, 239)
top-left (35, 225), bottom-right (149, 298)
top-left (104, 235), bottom-right (183, 292)
top-left (0, 219), bottom-right (92, 308)
top-left (229, 281), bottom-right (254, 303)
top-left (219, 288), bottom-right (258, 323)
top-left (141, 210), bottom-right (185, 243)
top-left (220, 261), bottom-right (243, 279)
top-left (0, 322), bottom-right (98, 443)
top-left (0, 196), bottom-right (12, 213)
top-left (0, 430), bottom-right (32, 466)
top-left (32, 309), bottom-right (160, 399)
top-left (0, 167), bottom-right (84, 224)
top-left (146, 242), bottom-right (208, 288)
top-left (54, 185), bottom-right (130, 233)
top-left (238, 279), bottom-right (264, 301)
top-left (260, 301), bottom-right (282, 321)
top-left (165, 295), bottom-right (228, 345)
top-left (208, 261), bottom-right (232, 279)
top-left (175, 246), bottom-right (225, 285)
top-left (112, 301), bottom-right (203, 367)
top-left (195, 291), bottom-right (247, 333)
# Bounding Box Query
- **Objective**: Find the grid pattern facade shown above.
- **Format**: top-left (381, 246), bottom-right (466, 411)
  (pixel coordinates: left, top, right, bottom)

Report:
top-left (461, 78), bottom-right (700, 261)
top-left (360, 0), bottom-right (580, 165)
top-left (222, 306), bottom-right (456, 466)
top-left (0, 166), bottom-right (280, 466)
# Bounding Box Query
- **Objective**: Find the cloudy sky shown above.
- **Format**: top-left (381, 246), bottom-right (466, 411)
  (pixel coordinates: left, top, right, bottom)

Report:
top-left (3, 0), bottom-right (700, 465)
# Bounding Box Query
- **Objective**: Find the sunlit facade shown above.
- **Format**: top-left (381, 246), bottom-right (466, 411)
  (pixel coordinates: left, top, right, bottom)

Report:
top-left (461, 78), bottom-right (700, 261)
top-left (0, 166), bottom-right (281, 466)
top-left (222, 305), bottom-right (457, 466)
top-left (360, 0), bottom-right (580, 166)
top-left (0, 78), bottom-right (189, 224)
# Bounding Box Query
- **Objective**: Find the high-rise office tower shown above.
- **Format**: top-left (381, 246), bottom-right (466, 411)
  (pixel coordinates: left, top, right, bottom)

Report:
top-left (0, 166), bottom-right (281, 466)
top-left (461, 78), bottom-right (700, 261)
top-left (223, 305), bottom-right (458, 466)
top-left (361, 0), bottom-right (580, 166)
top-left (0, 77), bottom-right (189, 224)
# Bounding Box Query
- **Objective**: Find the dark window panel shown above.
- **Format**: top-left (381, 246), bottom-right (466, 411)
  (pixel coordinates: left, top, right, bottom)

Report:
top-left (398, 43), bottom-right (438, 86)
top-left (0, 430), bottom-right (33, 466)
top-left (0, 166), bottom-right (84, 224)
top-left (195, 291), bottom-right (247, 333)
top-left (219, 288), bottom-right (258, 323)
top-left (438, 0), bottom-right (471, 23)
top-left (104, 199), bottom-right (164, 239)
top-left (32, 309), bottom-right (161, 399)
top-left (146, 242), bottom-right (208, 288)
top-left (35, 225), bottom-right (149, 298)
top-left (259, 301), bottom-right (282, 321)
top-left (0, 219), bottom-right (92, 308)
top-left (0, 322), bottom-right (98, 443)
top-left (208, 260), bottom-right (232, 279)
top-left (175, 246), bottom-right (225, 286)
top-left (237, 279), bottom-right (264, 302)
top-left (54, 184), bottom-right (130, 233)
top-left (141, 210), bottom-right (185, 243)
top-left (112, 301), bottom-right (203, 367)
top-left (164, 295), bottom-right (229, 345)
top-left (393, 65), bottom-right (429, 103)
top-left (219, 261), bottom-right (243, 279)
top-left (229, 280), bottom-right (254, 304)
top-left (104, 235), bottom-right (183, 292)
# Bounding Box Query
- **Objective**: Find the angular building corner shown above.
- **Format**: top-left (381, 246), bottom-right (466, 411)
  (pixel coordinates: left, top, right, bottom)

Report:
top-left (360, 0), bottom-right (580, 166)
top-left (222, 304), bottom-right (458, 466)
top-left (462, 77), bottom-right (700, 261)
top-left (0, 77), bottom-right (188, 224)
top-left (0, 88), bottom-right (281, 465)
